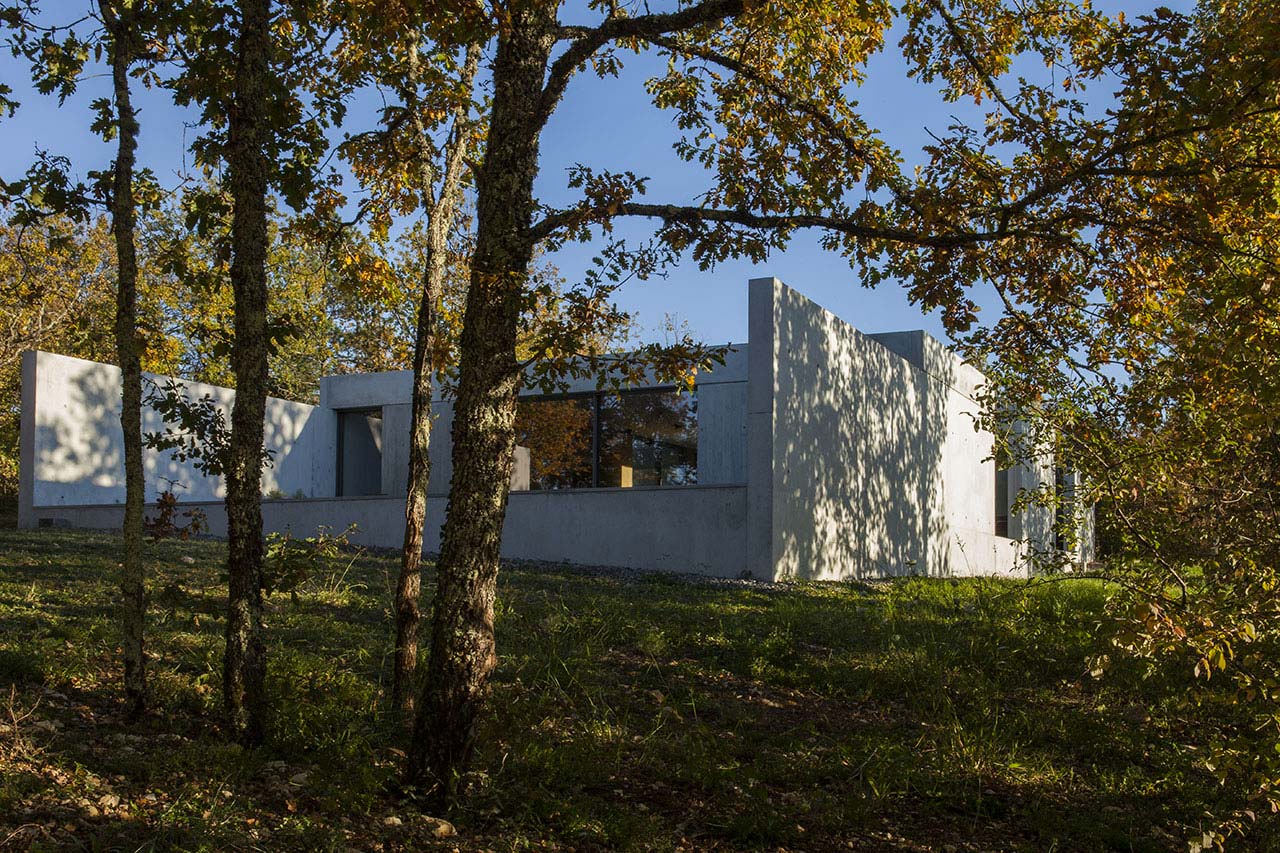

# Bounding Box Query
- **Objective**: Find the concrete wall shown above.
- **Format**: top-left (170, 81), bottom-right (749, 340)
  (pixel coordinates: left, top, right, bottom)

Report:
top-left (21, 483), bottom-right (748, 577)
top-left (21, 349), bottom-right (749, 576)
top-left (694, 349), bottom-right (748, 486)
top-left (19, 351), bottom-right (335, 527)
top-left (1004, 419), bottom-right (1061, 562)
top-left (746, 278), bottom-right (1024, 581)
top-left (21, 280), bottom-right (1078, 581)
top-left (320, 370), bottom-right (412, 410)
top-left (695, 381), bottom-right (747, 484)
top-left (915, 334), bottom-right (1031, 576)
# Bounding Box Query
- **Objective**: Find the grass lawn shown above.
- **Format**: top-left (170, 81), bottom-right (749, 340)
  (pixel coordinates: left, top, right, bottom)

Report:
top-left (0, 527), bottom-right (1251, 851)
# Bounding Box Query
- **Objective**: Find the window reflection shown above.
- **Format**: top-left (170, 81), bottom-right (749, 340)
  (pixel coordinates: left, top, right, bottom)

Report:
top-left (514, 388), bottom-right (698, 490)
top-left (515, 395), bottom-right (594, 489)
top-left (599, 390), bottom-right (697, 487)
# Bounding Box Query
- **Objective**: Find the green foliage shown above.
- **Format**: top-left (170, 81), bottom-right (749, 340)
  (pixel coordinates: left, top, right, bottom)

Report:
top-left (261, 524), bottom-right (360, 601)
top-left (1, 528), bottom-right (1269, 849)
top-left (142, 378), bottom-right (238, 477)
top-left (143, 187), bottom-right (423, 399)
top-left (164, 1), bottom-right (353, 216)
top-left (958, 2), bottom-right (1280, 844)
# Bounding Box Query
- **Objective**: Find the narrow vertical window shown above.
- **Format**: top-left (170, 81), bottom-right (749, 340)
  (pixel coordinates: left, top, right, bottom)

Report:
top-left (995, 465), bottom-right (1009, 538)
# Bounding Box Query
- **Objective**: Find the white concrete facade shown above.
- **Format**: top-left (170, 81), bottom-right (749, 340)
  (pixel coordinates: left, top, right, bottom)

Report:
top-left (20, 350), bottom-right (336, 506)
top-left (18, 278), bottom-right (1083, 579)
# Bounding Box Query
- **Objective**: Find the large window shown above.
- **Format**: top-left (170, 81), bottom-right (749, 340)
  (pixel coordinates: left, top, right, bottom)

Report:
top-left (599, 390), bottom-right (697, 487)
top-left (515, 388), bottom-right (697, 490)
top-left (515, 395), bottom-right (594, 489)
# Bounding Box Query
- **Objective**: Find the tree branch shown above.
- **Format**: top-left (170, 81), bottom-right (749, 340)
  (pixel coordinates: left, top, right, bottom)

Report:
top-left (926, 0), bottom-right (1037, 133)
top-left (990, 103), bottom-right (1280, 222)
top-left (642, 33), bottom-right (927, 219)
top-left (426, 42), bottom-right (480, 237)
top-left (530, 200), bottom-right (1025, 248)
top-left (537, 0), bottom-right (743, 126)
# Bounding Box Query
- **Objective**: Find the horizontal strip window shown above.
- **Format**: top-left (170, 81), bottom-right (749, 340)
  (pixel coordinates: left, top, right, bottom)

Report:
top-left (515, 387), bottom-right (697, 490)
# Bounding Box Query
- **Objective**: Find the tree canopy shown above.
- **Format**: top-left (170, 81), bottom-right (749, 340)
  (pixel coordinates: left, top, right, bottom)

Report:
top-left (2, 0), bottom-right (1278, 844)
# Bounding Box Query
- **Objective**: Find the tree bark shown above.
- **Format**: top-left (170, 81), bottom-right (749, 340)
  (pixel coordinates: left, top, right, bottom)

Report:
top-left (392, 42), bottom-right (480, 720)
top-left (100, 0), bottom-right (146, 720)
top-left (406, 11), bottom-right (556, 801)
top-left (223, 0), bottom-right (272, 748)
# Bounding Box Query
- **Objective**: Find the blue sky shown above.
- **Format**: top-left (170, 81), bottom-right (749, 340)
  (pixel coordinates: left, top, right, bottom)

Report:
top-left (0, 0), bottom-right (1191, 347)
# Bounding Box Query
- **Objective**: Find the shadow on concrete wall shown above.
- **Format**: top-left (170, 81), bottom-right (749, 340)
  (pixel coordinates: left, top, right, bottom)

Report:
top-left (261, 398), bottom-right (333, 499)
top-left (33, 359), bottom-right (126, 505)
top-left (29, 352), bottom-right (334, 507)
top-left (770, 296), bottom-right (951, 581)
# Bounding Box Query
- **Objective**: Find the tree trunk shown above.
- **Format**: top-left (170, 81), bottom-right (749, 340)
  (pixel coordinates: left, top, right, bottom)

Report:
top-left (223, 0), bottom-right (272, 748)
top-left (393, 246), bottom-right (439, 719)
top-left (392, 42), bottom-right (480, 720)
top-left (101, 0), bottom-right (146, 720)
top-left (406, 12), bottom-right (556, 801)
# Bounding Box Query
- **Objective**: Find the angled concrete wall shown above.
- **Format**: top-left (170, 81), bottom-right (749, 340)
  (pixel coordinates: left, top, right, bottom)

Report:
top-left (747, 278), bottom-right (1026, 581)
top-left (19, 351), bottom-right (335, 527)
top-left (749, 277), bottom-right (940, 579)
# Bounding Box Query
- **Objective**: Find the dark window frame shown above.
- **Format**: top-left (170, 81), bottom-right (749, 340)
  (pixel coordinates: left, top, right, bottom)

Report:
top-left (994, 465), bottom-right (1010, 538)
top-left (515, 385), bottom-right (698, 491)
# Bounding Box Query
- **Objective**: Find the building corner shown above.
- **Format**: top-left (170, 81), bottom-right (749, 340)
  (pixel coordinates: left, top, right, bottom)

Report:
top-left (18, 350), bottom-right (38, 529)
top-left (746, 277), bottom-right (781, 581)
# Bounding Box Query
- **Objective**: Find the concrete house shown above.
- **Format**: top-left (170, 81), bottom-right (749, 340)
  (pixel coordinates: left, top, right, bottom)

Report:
top-left (18, 277), bottom-right (1089, 580)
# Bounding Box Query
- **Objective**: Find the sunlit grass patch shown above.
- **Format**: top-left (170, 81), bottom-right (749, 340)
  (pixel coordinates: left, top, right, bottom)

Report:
top-left (0, 527), bottom-right (1255, 851)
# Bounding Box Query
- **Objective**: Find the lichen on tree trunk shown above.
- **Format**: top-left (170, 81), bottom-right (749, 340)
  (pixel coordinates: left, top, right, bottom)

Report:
top-left (222, 0), bottom-right (272, 748)
top-left (393, 40), bottom-right (480, 720)
top-left (406, 10), bottom-right (556, 801)
top-left (394, 248), bottom-right (439, 718)
top-left (100, 0), bottom-right (146, 720)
